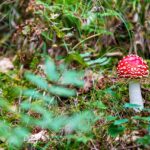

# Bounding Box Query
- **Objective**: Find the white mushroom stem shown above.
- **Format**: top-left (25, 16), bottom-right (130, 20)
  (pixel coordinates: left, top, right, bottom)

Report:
top-left (129, 81), bottom-right (144, 111)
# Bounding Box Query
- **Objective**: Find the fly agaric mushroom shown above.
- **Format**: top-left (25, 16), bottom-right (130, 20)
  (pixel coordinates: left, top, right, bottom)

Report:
top-left (117, 54), bottom-right (149, 111)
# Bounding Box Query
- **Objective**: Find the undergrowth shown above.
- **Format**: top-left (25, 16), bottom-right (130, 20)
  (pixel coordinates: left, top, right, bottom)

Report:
top-left (0, 0), bottom-right (150, 149)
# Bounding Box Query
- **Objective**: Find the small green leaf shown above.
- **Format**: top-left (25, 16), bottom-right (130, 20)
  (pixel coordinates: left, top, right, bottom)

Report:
top-left (48, 86), bottom-right (76, 97)
top-left (87, 57), bottom-right (108, 65)
top-left (114, 119), bottom-right (128, 125)
top-left (108, 124), bottom-right (125, 137)
top-left (8, 127), bottom-right (29, 146)
top-left (92, 101), bottom-right (107, 110)
top-left (80, 52), bottom-right (91, 58)
top-left (106, 115), bottom-right (117, 121)
top-left (25, 73), bottom-right (48, 90)
top-left (20, 114), bottom-right (39, 126)
top-left (66, 53), bottom-right (87, 67)
top-left (105, 88), bottom-right (116, 97)
top-left (133, 116), bottom-right (150, 122)
top-left (45, 57), bottom-right (59, 82)
top-left (50, 116), bottom-right (68, 131)
top-left (61, 70), bottom-right (84, 87)
top-left (100, 58), bottom-right (111, 65)
top-left (124, 103), bottom-right (141, 109)
top-left (0, 121), bottom-right (10, 138)
top-left (66, 135), bottom-right (92, 144)
top-left (23, 89), bottom-right (54, 103)
top-left (137, 135), bottom-right (150, 145)
top-left (20, 101), bottom-right (31, 110)
top-left (0, 98), bottom-right (10, 110)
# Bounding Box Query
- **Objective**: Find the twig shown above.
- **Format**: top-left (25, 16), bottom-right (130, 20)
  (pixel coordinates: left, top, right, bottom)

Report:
top-left (118, 144), bottom-right (141, 150)
top-left (90, 140), bottom-right (99, 150)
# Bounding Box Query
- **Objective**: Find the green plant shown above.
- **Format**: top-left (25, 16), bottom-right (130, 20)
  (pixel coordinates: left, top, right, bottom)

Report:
top-left (0, 56), bottom-right (98, 149)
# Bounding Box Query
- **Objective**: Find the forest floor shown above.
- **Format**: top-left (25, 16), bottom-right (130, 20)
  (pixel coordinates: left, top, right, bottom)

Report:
top-left (0, 0), bottom-right (150, 149)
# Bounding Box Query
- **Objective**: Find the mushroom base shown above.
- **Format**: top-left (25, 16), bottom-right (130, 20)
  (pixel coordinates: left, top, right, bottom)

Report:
top-left (129, 81), bottom-right (144, 111)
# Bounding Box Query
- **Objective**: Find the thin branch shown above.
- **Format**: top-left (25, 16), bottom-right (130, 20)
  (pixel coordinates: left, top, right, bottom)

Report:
top-left (72, 31), bottom-right (112, 51)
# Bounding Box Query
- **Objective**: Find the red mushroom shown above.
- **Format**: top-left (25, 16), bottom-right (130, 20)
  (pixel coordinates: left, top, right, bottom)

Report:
top-left (117, 54), bottom-right (149, 111)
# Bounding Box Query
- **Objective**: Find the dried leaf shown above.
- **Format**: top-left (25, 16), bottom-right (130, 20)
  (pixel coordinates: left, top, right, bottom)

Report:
top-left (0, 58), bottom-right (14, 73)
top-left (27, 130), bottom-right (49, 144)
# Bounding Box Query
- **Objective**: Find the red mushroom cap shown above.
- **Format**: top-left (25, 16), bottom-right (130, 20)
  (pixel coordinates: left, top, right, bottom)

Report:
top-left (117, 54), bottom-right (149, 78)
